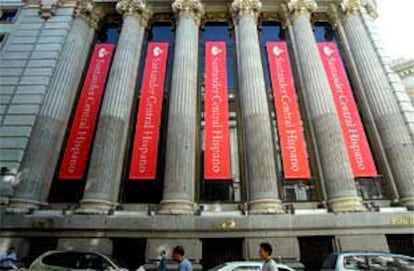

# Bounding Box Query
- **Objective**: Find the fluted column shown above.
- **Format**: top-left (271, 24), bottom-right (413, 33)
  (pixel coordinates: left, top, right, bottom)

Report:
top-left (8, 0), bottom-right (103, 212)
top-left (231, 0), bottom-right (283, 214)
top-left (285, 0), bottom-right (364, 212)
top-left (77, 0), bottom-right (151, 214)
top-left (338, 0), bottom-right (414, 209)
top-left (158, 0), bottom-right (203, 215)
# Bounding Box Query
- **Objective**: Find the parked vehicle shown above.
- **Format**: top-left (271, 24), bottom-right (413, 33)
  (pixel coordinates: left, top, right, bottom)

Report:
top-left (208, 261), bottom-right (295, 271)
top-left (321, 252), bottom-right (414, 271)
top-left (29, 251), bottom-right (128, 271)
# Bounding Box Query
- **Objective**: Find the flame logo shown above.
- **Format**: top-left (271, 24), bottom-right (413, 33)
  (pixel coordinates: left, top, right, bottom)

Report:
top-left (211, 45), bottom-right (222, 56)
top-left (272, 46), bottom-right (284, 57)
top-left (323, 45), bottom-right (334, 56)
top-left (153, 46), bottom-right (163, 57)
top-left (98, 48), bottom-right (108, 58)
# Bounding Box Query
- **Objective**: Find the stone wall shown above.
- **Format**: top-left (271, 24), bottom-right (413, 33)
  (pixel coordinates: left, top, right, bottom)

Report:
top-left (361, 13), bottom-right (414, 141)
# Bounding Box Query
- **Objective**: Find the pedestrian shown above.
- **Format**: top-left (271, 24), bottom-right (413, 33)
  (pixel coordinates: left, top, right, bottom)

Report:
top-left (158, 250), bottom-right (167, 271)
top-left (259, 243), bottom-right (278, 271)
top-left (172, 246), bottom-right (192, 271)
top-left (0, 246), bottom-right (18, 270)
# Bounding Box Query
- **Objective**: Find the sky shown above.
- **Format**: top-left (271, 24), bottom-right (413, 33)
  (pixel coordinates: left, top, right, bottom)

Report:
top-left (376, 0), bottom-right (414, 60)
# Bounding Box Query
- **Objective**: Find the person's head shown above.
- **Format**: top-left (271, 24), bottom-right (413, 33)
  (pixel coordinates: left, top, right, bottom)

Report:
top-left (259, 243), bottom-right (273, 260)
top-left (172, 246), bottom-right (185, 262)
top-left (7, 246), bottom-right (16, 254)
top-left (160, 250), bottom-right (166, 256)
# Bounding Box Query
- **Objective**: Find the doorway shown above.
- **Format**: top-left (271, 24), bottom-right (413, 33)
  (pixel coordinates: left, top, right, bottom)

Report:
top-left (112, 238), bottom-right (146, 270)
top-left (201, 238), bottom-right (244, 270)
top-left (298, 236), bottom-right (335, 271)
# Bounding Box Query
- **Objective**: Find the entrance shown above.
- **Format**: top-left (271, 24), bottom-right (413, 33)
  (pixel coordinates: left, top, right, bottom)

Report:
top-left (25, 237), bottom-right (58, 268)
top-left (387, 234), bottom-right (414, 256)
top-left (298, 236), bottom-right (335, 271)
top-left (201, 238), bottom-right (244, 271)
top-left (112, 238), bottom-right (146, 270)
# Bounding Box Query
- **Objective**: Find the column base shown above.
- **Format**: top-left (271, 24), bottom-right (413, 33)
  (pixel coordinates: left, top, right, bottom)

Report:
top-left (248, 199), bottom-right (284, 214)
top-left (158, 199), bottom-right (195, 215)
top-left (76, 199), bottom-right (116, 215)
top-left (400, 197), bottom-right (414, 210)
top-left (328, 197), bottom-right (366, 213)
top-left (7, 198), bottom-right (46, 213)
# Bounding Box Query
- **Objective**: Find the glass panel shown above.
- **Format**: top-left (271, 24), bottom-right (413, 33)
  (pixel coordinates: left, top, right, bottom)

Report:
top-left (259, 22), bottom-right (284, 89)
top-left (0, 9), bottom-right (18, 23)
top-left (200, 23), bottom-right (236, 92)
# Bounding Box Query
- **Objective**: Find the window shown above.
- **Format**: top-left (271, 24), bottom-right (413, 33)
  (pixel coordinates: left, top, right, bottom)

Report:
top-left (122, 22), bottom-right (174, 203)
top-left (314, 22), bottom-right (386, 200)
top-left (0, 34), bottom-right (5, 49)
top-left (97, 20), bottom-right (122, 44)
top-left (199, 22), bottom-right (240, 202)
top-left (314, 22), bottom-right (336, 42)
top-left (42, 252), bottom-right (115, 270)
top-left (259, 22), bottom-right (285, 89)
top-left (259, 22), bottom-right (316, 202)
top-left (200, 22), bottom-right (236, 91)
top-left (0, 9), bottom-right (18, 23)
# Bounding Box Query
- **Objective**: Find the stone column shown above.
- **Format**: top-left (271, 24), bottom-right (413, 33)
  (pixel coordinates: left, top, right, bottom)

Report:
top-left (338, 0), bottom-right (414, 209)
top-left (230, 0), bottom-right (283, 214)
top-left (8, 0), bottom-right (103, 212)
top-left (158, 0), bottom-right (204, 215)
top-left (77, 0), bottom-right (151, 214)
top-left (284, 0), bottom-right (364, 212)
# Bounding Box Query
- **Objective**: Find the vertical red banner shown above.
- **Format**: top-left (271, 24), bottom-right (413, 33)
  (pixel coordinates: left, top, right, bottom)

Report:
top-left (129, 42), bottom-right (168, 180)
top-left (58, 43), bottom-right (114, 180)
top-left (204, 41), bottom-right (232, 180)
top-left (266, 42), bottom-right (311, 180)
top-left (318, 42), bottom-right (378, 177)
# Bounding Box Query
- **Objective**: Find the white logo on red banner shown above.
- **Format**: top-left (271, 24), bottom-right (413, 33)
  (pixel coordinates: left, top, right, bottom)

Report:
top-left (318, 42), bottom-right (378, 178)
top-left (129, 42), bottom-right (169, 180)
top-left (204, 41), bottom-right (232, 180)
top-left (58, 43), bottom-right (114, 180)
top-left (266, 42), bottom-right (311, 180)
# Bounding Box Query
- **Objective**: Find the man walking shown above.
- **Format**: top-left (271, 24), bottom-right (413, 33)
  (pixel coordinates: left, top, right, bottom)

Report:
top-left (172, 246), bottom-right (192, 271)
top-left (259, 243), bottom-right (278, 271)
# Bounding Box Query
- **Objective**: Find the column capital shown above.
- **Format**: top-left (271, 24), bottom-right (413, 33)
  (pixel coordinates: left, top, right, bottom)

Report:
top-left (116, 0), bottom-right (152, 26)
top-left (39, 0), bottom-right (63, 20)
top-left (340, 0), bottom-right (378, 19)
top-left (171, 0), bottom-right (205, 25)
top-left (286, 0), bottom-right (317, 17)
top-left (230, 0), bottom-right (262, 20)
top-left (75, 0), bottom-right (105, 29)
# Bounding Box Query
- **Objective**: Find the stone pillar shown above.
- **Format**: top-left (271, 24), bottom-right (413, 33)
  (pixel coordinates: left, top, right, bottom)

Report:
top-left (77, 0), bottom-right (151, 214)
top-left (158, 0), bottom-right (204, 215)
top-left (8, 0), bottom-right (103, 212)
top-left (230, 0), bottom-right (283, 214)
top-left (337, 0), bottom-right (414, 209)
top-left (284, 0), bottom-right (364, 212)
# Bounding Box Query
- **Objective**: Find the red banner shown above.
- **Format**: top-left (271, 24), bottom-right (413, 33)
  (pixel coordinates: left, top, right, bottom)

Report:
top-left (318, 42), bottom-right (378, 177)
top-left (266, 42), bottom-right (311, 179)
top-left (129, 42), bottom-right (168, 180)
top-left (204, 42), bottom-right (232, 180)
top-left (58, 44), bottom-right (114, 180)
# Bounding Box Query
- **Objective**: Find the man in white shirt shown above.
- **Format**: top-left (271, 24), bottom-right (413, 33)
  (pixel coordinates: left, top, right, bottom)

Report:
top-left (259, 243), bottom-right (278, 271)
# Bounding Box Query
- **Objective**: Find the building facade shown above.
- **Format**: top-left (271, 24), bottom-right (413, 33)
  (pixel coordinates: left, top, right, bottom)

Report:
top-left (392, 59), bottom-right (414, 106)
top-left (0, 0), bottom-right (413, 269)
